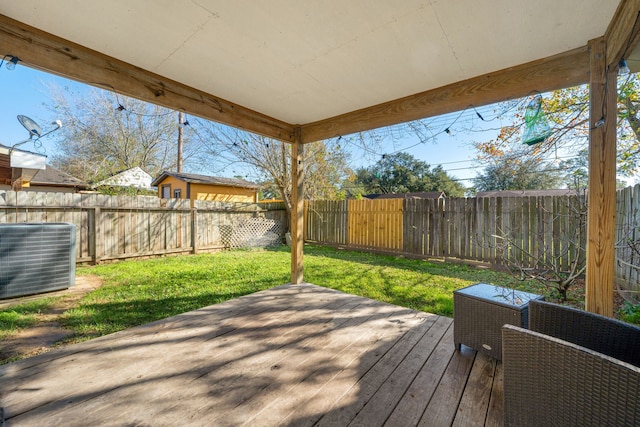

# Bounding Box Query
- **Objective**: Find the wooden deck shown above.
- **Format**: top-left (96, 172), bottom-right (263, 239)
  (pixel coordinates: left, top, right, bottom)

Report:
top-left (0, 284), bottom-right (503, 426)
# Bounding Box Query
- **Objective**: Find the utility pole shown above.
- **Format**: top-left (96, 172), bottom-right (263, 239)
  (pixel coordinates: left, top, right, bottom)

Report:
top-left (177, 111), bottom-right (184, 173)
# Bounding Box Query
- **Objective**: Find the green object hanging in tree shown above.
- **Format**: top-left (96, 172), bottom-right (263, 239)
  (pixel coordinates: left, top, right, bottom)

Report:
top-left (522, 94), bottom-right (552, 146)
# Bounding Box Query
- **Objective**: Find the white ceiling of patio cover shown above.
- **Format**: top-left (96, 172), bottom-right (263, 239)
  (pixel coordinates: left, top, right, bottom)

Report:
top-left (0, 1), bottom-right (619, 125)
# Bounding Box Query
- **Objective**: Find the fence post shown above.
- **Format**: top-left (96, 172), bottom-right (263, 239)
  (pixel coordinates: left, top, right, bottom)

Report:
top-left (191, 207), bottom-right (198, 255)
top-left (89, 207), bottom-right (102, 264)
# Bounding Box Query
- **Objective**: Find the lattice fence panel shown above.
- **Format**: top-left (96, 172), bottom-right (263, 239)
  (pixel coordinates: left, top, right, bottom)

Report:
top-left (220, 217), bottom-right (284, 248)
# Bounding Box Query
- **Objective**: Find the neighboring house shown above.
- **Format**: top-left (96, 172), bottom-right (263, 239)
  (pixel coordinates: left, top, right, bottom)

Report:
top-left (364, 191), bottom-right (446, 200)
top-left (28, 166), bottom-right (88, 193)
top-left (151, 171), bottom-right (259, 205)
top-left (0, 143), bottom-right (87, 192)
top-left (476, 189), bottom-right (581, 198)
top-left (93, 167), bottom-right (154, 191)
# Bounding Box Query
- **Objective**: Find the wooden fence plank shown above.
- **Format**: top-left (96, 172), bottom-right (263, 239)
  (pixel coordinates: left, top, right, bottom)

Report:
top-left (347, 199), bottom-right (402, 251)
top-left (306, 185), bottom-right (639, 293)
top-left (631, 187), bottom-right (638, 289)
top-left (0, 191), bottom-right (286, 263)
top-left (5, 185), bottom-right (640, 292)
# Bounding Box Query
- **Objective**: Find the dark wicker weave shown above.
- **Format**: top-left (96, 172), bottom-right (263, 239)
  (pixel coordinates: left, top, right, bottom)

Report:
top-left (502, 300), bottom-right (640, 426)
top-left (454, 284), bottom-right (543, 360)
top-left (528, 299), bottom-right (640, 366)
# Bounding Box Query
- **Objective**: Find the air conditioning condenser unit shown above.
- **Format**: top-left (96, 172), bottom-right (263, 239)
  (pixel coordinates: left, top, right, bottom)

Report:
top-left (0, 223), bottom-right (76, 298)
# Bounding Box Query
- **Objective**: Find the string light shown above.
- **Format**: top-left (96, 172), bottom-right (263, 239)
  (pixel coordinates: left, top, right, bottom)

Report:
top-left (92, 82), bottom-right (177, 117)
top-left (174, 95), bottom-right (558, 186)
top-left (474, 107), bottom-right (486, 121)
top-left (619, 58), bottom-right (631, 75)
top-left (341, 95), bottom-right (545, 163)
top-left (2, 55), bottom-right (20, 71)
top-left (321, 94), bottom-right (584, 185)
top-left (617, 11), bottom-right (640, 76)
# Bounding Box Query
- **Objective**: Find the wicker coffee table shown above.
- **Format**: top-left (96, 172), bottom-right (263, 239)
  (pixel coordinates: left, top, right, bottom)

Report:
top-left (453, 283), bottom-right (544, 360)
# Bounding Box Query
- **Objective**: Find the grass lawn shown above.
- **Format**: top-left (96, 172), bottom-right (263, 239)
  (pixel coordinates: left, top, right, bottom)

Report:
top-left (0, 245), bottom-right (584, 346)
top-left (0, 298), bottom-right (56, 340)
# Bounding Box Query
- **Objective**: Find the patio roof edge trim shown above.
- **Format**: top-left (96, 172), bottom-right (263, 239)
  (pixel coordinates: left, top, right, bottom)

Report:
top-left (0, 14), bottom-right (297, 143)
top-left (300, 46), bottom-right (590, 144)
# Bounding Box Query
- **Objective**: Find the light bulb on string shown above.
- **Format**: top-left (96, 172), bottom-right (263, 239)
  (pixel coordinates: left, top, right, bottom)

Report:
top-left (619, 58), bottom-right (631, 75)
top-left (4, 55), bottom-right (19, 70)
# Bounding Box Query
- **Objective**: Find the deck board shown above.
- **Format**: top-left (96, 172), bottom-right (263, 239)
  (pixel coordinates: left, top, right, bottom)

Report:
top-left (0, 283), bottom-right (503, 426)
top-left (384, 321), bottom-right (457, 427)
top-left (452, 352), bottom-right (498, 427)
top-left (348, 316), bottom-right (451, 427)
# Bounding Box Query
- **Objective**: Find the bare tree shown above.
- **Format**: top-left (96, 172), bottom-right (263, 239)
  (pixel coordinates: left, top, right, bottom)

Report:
top-left (46, 85), bottom-right (205, 183)
top-left (488, 191), bottom-right (587, 301)
top-left (616, 221), bottom-right (640, 304)
top-left (194, 121), bottom-right (352, 214)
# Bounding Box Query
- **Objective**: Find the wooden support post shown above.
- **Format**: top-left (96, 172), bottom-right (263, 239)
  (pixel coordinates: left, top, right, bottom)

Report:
top-left (11, 168), bottom-right (24, 191)
top-left (585, 37), bottom-right (617, 316)
top-left (291, 129), bottom-right (304, 284)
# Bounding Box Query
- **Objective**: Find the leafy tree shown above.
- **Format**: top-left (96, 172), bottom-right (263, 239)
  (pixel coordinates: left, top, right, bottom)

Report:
top-left (354, 152), bottom-right (465, 196)
top-left (93, 186), bottom-right (157, 196)
top-left (194, 122), bottom-right (352, 213)
top-left (46, 86), bottom-right (204, 183)
top-left (474, 74), bottom-right (640, 179)
top-left (473, 157), bottom-right (563, 192)
top-left (560, 149), bottom-right (628, 190)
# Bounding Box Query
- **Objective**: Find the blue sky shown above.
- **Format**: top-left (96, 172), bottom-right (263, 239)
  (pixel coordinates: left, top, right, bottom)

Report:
top-left (0, 66), bottom-right (61, 151)
top-left (0, 62), bottom-right (519, 187)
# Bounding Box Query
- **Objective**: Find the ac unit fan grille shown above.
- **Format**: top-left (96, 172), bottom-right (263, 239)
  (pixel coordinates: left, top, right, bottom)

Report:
top-left (0, 223), bottom-right (76, 298)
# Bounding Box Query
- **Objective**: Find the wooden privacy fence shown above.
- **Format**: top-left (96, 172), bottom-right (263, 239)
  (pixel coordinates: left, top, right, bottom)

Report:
top-left (616, 185), bottom-right (640, 291)
top-left (306, 196), bottom-right (585, 266)
top-left (0, 191), bottom-right (286, 264)
top-left (305, 199), bottom-right (403, 251)
top-left (306, 186), bottom-right (639, 292)
top-left (348, 199), bottom-right (403, 250)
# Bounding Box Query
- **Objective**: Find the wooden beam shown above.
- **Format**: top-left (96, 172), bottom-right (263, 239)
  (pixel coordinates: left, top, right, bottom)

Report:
top-left (0, 14), bottom-right (296, 143)
top-left (300, 47), bottom-right (590, 143)
top-left (585, 38), bottom-right (617, 317)
top-left (290, 128), bottom-right (304, 284)
top-left (605, 0), bottom-right (640, 66)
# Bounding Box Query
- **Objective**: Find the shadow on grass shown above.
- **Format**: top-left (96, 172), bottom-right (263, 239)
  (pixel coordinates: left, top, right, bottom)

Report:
top-left (57, 244), bottom-right (545, 343)
top-left (293, 245), bottom-right (544, 317)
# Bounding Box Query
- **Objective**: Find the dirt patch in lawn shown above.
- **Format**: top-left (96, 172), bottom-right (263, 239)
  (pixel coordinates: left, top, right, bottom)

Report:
top-left (0, 275), bottom-right (103, 364)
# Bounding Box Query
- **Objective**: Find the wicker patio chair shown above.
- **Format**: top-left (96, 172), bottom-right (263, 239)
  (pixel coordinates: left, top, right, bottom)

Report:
top-left (502, 300), bottom-right (640, 427)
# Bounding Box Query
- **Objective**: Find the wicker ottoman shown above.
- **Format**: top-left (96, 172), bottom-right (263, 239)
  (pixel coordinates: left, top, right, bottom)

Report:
top-left (453, 283), bottom-right (544, 360)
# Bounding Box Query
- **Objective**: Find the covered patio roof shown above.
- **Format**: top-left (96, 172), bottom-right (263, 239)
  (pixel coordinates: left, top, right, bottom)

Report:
top-left (1, 0), bottom-right (639, 315)
top-left (0, 1), bottom-right (622, 141)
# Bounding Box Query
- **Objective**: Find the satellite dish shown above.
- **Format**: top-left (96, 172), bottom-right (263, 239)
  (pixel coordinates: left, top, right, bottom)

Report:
top-left (17, 115), bottom-right (42, 138)
top-left (10, 115), bottom-right (62, 153)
